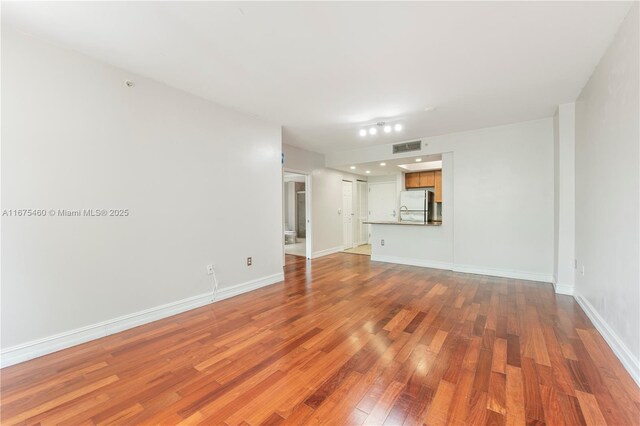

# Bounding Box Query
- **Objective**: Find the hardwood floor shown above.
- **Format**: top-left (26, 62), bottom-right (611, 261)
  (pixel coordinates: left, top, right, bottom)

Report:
top-left (1, 253), bottom-right (639, 425)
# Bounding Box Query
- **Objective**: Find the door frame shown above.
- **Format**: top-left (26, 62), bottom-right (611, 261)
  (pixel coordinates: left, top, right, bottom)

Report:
top-left (283, 168), bottom-right (312, 263)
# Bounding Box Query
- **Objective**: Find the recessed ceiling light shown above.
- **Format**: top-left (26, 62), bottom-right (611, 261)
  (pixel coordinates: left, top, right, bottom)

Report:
top-left (394, 124), bottom-right (403, 132)
top-left (424, 106), bottom-right (437, 112)
top-left (365, 170), bottom-right (371, 174)
top-left (350, 166), bottom-right (356, 170)
top-left (359, 129), bottom-right (367, 137)
top-left (380, 162), bottom-right (386, 166)
top-left (369, 127), bottom-right (377, 135)
top-left (415, 158), bottom-right (422, 162)
top-left (384, 125), bottom-right (392, 133)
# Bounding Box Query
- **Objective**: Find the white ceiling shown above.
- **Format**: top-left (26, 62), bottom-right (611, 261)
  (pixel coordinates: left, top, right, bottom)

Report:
top-left (335, 154), bottom-right (443, 178)
top-left (2, 2), bottom-right (632, 154)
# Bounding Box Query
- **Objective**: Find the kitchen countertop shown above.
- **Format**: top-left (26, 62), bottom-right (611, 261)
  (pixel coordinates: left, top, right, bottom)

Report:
top-left (364, 221), bottom-right (442, 226)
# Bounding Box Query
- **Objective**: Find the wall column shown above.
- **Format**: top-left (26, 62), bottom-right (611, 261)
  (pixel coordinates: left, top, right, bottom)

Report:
top-left (553, 103), bottom-right (576, 294)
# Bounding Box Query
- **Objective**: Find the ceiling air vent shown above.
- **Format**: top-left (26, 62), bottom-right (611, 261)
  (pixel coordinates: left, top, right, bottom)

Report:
top-left (392, 140), bottom-right (422, 154)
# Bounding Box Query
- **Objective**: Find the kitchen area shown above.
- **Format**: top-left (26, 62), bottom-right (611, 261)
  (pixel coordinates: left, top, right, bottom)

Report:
top-left (375, 167), bottom-right (443, 225)
top-left (338, 152), bottom-right (454, 270)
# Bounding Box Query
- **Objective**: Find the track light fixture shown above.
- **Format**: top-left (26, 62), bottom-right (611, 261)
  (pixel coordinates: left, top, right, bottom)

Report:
top-left (359, 121), bottom-right (403, 137)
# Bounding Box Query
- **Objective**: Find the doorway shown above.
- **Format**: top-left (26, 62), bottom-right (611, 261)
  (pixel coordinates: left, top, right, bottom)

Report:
top-left (343, 179), bottom-right (372, 256)
top-left (345, 180), bottom-right (395, 257)
top-left (283, 171), bottom-right (310, 258)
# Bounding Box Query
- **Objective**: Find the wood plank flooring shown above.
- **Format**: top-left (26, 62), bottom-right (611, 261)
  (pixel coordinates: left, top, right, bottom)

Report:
top-left (1, 253), bottom-right (639, 425)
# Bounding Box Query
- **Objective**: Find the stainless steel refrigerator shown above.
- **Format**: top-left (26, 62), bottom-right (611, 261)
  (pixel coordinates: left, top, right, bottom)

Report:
top-left (399, 190), bottom-right (434, 223)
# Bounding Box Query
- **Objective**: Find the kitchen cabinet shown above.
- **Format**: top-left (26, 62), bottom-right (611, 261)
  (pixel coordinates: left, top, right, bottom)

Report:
top-left (405, 172), bottom-right (420, 188)
top-left (405, 170), bottom-right (443, 203)
top-left (434, 170), bottom-right (442, 202)
top-left (419, 171), bottom-right (435, 187)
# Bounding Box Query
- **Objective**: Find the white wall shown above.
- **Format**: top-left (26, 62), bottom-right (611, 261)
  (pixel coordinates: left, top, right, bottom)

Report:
top-left (553, 103), bottom-right (576, 294)
top-left (1, 30), bottom-right (283, 358)
top-left (282, 144), bottom-right (366, 257)
top-left (282, 144), bottom-right (325, 173)
top-left (326, 119), bottom-right (555, 281)
top-left (574, 4), bottom-right (639, 381)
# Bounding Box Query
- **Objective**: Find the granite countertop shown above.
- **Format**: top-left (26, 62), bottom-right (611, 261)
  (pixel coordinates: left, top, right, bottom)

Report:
top-left (364, 221), bottom-right (442, 226)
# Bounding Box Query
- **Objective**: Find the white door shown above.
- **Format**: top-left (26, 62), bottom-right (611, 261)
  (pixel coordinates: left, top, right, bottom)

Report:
top-left (368, 182), bottom-right (397, 222)
top-left (357, 181), bottom-right (368, 245)
top-left (342, 181), bottom-right (354, 249)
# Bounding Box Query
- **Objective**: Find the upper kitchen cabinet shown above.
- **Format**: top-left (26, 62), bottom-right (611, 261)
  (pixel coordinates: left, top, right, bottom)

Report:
top-left (405, 172), bottom-right (421, 188)
top-left (419, 171), bottom-right (435, 187)
top-left (434, 170), bottom-right (442, 202)
top-left (405, 170), bottom-right (443, 203)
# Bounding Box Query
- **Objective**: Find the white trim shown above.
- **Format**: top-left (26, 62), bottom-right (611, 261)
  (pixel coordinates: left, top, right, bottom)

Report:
top-left (216, 272), bottom-right (284, 301)
top-left (311, 246), bottom-right (344, 259)
top-left (552, 281), bottom-right (575, 295)
top-left (371, 255), bottom-right (453, 271)
top-left (574, 293), bottom-right (640, 387)
top-left (370, 255), bottom-right (553, 283)
top-left (453, 264), bottom-right (553, 282)
top-left (0, 272), bottom-right (284, 368)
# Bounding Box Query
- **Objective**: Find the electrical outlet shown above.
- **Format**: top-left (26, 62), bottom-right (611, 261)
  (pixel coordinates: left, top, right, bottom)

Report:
top-left (206, 264), bottom-right (214, 275)
top-left (247, 257), bottom-right (252, 266)
top-left (381, 239), bottom-right (385, 246)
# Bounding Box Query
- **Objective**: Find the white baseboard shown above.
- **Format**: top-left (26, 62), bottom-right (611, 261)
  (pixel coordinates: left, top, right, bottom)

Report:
top-left (574, 293), bottom-right (640, 387)
top-left (453, 264), bottom-right (553, 283)
top-left (216, 272), bottom-right (284, 301)
top-left (371, 255), bottom-right (453, 271)
top-left (0, 272), bottom-right (284, 368)
top-left (311, 246), bottom-right (344, 259)
top-left (552, 281), bottom-right (575, 295)
top-left (370, 256), bottom-right (553, 283)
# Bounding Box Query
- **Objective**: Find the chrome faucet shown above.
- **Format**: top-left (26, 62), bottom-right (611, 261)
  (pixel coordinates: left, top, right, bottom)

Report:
top-left (399, 206), bottom-right (408, 221)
